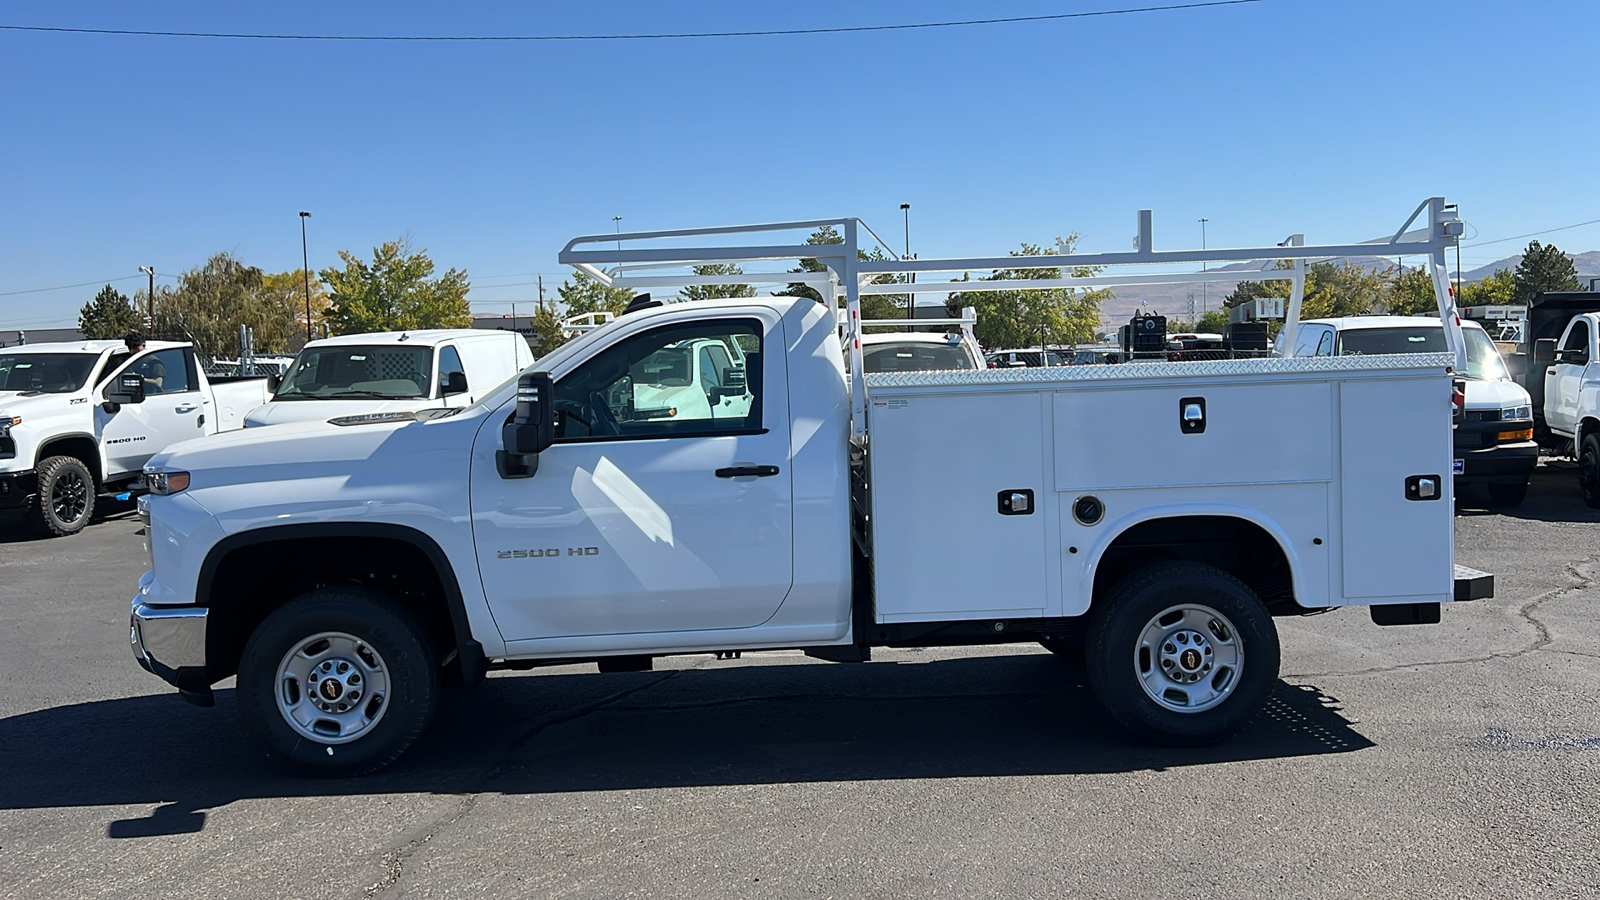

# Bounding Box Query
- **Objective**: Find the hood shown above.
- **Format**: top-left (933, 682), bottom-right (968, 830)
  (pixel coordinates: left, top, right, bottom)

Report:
top-left (0, 390), bottom-right (84, 415)
top-left (244, 397), bottom-right (438, 427)
top-left (1463, 379), bottom-right (1531, 410)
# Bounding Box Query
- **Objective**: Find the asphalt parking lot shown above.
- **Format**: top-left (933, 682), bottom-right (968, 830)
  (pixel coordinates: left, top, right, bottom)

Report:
top-left (1, 467), bottom-right (1597, 899)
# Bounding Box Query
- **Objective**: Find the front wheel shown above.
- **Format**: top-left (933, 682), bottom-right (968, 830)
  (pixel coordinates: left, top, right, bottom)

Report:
top-left (26, 455), bottom-right (95, 537)
top-left (1085, 562), bottom-right (1278, 746)
top-left (237, 587), bottom-right (439, 776)
top-left (1580, 433), bottom-right (1600, 510)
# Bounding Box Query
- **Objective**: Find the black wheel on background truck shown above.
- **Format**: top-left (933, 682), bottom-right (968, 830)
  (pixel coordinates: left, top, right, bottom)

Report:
top-left (237, 586), bottom-right (439, 776)
top-left (1580, 433), bottom-right (1600, 510)
top-left (25, 455), bottom-right (95, 537)
top-left (1487, 481), bottom-right (1529, 508)
top-left (1084, 561), bottom-right (1278, 746)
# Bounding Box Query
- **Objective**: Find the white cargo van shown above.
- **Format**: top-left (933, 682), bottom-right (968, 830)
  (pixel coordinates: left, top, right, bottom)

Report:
top-left (243, 329), bottom-right (532, 427)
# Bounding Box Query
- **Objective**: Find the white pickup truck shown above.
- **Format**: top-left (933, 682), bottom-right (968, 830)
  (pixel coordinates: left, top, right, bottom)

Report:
top-left (0, 340), bottom-right (269, 536)
top-left (242, 329), bottom-right (533, 427)
top-left (130, 201), bottom-right (1493, 775)
top-left (1541, 311), bottom-right (1600, 506)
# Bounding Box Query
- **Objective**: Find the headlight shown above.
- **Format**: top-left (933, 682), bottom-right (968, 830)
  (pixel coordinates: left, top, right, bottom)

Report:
top-left (0, 415), bottom-right (18, 434)
top-left (144, 469), bottom-right (191, 495)
top-left (1500, 405), bottom-right (1532, 421)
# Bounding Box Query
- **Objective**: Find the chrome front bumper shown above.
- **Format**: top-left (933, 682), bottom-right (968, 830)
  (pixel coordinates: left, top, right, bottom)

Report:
top-left (130, 598), bottom-right (214, 706)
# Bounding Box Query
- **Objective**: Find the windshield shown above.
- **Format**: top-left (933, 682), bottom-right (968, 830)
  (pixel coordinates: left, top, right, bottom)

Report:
top-left (1461, 327), bottom-right (1510, 381)
top-left (274, 345), bottom-right (435, 400)
top-left (0, 352), bottom-right (100, 393)
top-left (1336, 327), bottom-right (1446, 356)
top-left (862, 342), bottom-right (976, 373)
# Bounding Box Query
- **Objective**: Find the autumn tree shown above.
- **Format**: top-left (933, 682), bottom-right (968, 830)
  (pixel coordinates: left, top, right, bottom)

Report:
top-left (1513, 240), bottom-right (1580, 301)
top-left (948, 237), bottom-right (1110, 349)
top-left (1459, 268), bottom-right (1516, 306)
top-left (322, 239), bottom-right (471, 335)
top-left (78, 284), bottom-right (142, 339)
top-left (1387, 266), bottom-right (1439, 316)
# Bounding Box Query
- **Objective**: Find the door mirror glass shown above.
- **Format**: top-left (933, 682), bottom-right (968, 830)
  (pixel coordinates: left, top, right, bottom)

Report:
top-left (443, 370), bottom-right (469, 395)
top-left (105, 372), bottom-right (146, 406)
top-left (497, 372), bottom-right (555, 478)
top-left (1534, 338), bottom-right (1558, 362)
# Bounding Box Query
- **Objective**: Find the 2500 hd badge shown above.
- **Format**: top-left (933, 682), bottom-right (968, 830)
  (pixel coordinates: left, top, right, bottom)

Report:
top-left (497, 547), bottom-right (601, 559)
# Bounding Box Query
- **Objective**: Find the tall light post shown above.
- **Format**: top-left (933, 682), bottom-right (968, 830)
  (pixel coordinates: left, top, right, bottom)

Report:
top-left (613, 215), bottom-right (623, 252)
top-left (137, 266), bottom-right (155, 333)
top-left (901, 203), bottom-right (912, 323)
top-left (1199, 217), bottom-right (1210, 315)
top-left (299, 211), bottom-right (313, 342)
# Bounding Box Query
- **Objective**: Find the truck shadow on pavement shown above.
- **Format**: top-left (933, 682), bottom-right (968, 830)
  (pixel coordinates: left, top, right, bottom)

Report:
top-left (0, 654), bottom-right (1372, 838)
top-left (1455, 463), bottom-right (1600, 524)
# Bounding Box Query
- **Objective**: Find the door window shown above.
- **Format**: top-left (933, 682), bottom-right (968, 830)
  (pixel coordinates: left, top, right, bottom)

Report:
top-left (437, 345), bottom-right (466, 392)
top-left (1315, 330), bottom-right (1335, 357)
top-left (553, 319), bottom-right (763, 442)
top-left (1560, 320), bottom-right (1589, 354)
top-left (130, 348), bottom-right (194, 394)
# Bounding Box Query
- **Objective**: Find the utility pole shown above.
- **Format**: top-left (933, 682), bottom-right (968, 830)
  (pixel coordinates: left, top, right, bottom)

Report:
top-left (299, 211), bottom-right (313, 342)
top-left (1199, 218), bottom-right (1210, 315)
top-left (901, 203), bottom-right (912, 325)
top-left (138, 266), bottom-right (155, 333)
top-left (537, 275), bottom-right (545, 314)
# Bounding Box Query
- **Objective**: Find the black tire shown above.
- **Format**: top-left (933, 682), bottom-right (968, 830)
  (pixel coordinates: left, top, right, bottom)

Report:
top-left (1487, 480), bottom-right (1529, 508)
top-left (1580, 433), bottom-right (1600, 510)
top-left (26, 455), bottom-right (95, 537)
top-left (237, 586), bottom-right (440, 776)
top-left (1085, 561), bottom-right (1278, 746)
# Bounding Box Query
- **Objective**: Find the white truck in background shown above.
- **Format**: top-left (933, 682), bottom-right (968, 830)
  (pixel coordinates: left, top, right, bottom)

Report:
top-left (0, 340), bottom-right (269, 536)
top-left (130, 200), bottom-right (1493, 776)
top-left (1541, 311), bottom-right (1600, 507)
top-left (243, 329), bottom-right (533, 427)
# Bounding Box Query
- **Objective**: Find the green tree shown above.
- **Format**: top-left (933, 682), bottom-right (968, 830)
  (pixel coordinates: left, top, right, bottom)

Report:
top-left (1387, 266), bottom-right (1439, 316)
top-left (1513, 240), bottom-right (1580, 301)
top-left (1300, 261), bottom-right (1389, 319)
top-left (557, 269), bottom-right (635, 318)
top-left (679, 264), bottom-right (751, 302)
top-left (947, 237), bottom-right (1110, 349)
top-left (773, 225), bottom-right (905, 324)
top-left (77, 284), bottom-right (142, 339)
top-left (322, 239), bottom-right (471, 335)
top-left (1459, 268), bottom-right (1516, 306)
top-left (526, 304), bottom-right (569, 358)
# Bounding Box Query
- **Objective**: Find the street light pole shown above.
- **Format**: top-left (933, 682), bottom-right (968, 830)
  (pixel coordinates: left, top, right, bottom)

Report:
top-left (613, 215), bottom-right (623, 252)
top-left (137, 266), bottom-right (155, 333)
top-left (901, 203), bottom-right (912, 324)
top-left (299, 212), bottom-right (313, 342)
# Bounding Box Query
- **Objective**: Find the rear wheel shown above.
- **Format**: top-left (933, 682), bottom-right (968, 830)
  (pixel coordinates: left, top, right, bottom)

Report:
top-left (1580, 433), bottom-right (1600, 510)
top-left (26, 455), bottom-right (95, 537)
top-left (1487, 480), bottom-right (1529, 507)
top-left (1085, 562), bottom-right (1278, 746)
top-left (237, 587), bottom-right (439, 776)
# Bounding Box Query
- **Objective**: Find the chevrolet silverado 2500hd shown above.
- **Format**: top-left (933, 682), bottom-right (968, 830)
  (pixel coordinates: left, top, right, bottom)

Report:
top-left (130, 201), bottom-right (1492, 775)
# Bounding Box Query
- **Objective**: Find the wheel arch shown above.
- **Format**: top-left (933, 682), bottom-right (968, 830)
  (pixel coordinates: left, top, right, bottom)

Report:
top-left (36, 433), bottom-right (102, 485)
top-left (1082, 507), bottom-right (1305, 615)
top-left (197, 522), bottom-right (486, 686)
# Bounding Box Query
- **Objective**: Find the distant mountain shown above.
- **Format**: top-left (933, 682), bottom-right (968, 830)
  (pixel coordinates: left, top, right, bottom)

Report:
top-left (1460, 251), bottom-right (1600, 285)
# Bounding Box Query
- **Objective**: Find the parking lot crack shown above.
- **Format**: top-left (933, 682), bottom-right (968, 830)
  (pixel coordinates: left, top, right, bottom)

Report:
top-left (363, 671), bottom-right (679, 898)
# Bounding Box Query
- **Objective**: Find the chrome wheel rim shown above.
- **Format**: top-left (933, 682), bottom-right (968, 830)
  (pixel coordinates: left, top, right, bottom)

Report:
top-left (50, 468), bottom-right (88, 523)
top-left (1134, 604), bottom-right (1242, 714)
top-left (274, 631), bottom-right (390, 744)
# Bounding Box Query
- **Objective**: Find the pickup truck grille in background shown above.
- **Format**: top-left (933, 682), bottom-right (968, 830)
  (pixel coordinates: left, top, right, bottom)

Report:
top-left (0, 435), bottom-right (13, 459)
top-left (1462, 409), bottom-right (1502, 423)
top-left (1454, 431), bottom-right (1493, 449)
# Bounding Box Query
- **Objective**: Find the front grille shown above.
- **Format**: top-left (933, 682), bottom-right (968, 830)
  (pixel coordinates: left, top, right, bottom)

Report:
top-left (1454, 431), bottom-right (1493, 449)
top-left (1463, 409), bottom-right (1501, 423)
top-left (0, 435), bottom-right (13, 458)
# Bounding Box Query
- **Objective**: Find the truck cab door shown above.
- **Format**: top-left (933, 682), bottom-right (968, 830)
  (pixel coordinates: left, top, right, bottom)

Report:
top-left (1547, 318), bottom-right (1591, 435)
top-left (96, 348), bottom-right (205, 479)
top-left (469, 311), bottom-right (794, 644)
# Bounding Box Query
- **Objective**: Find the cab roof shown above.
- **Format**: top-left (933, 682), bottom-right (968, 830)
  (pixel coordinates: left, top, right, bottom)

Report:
top-left (1303, 315), bottom-right (1485, 333)
top-left (303, 329), bottom-right (492, 349)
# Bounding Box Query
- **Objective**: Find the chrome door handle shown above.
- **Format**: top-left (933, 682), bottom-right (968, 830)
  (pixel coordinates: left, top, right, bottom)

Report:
top-left (715, 465), bottom-right (780, 478)
top-left (175, 404), bottom-right (200, 413)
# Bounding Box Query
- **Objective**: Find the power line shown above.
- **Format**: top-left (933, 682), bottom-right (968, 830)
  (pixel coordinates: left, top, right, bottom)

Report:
top-left (0, 2), bottom-right (1265, 42)
top-left (1463, 217), bottom-right (1600, 249)
top-left (0, 274), bottom-right (146, 297)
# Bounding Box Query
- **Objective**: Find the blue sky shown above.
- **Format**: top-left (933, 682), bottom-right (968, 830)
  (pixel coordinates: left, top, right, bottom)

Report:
top-left (2, 0), bottom-right (1597, 328)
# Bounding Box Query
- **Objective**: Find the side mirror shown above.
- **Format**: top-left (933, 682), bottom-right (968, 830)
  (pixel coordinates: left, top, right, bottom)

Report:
top-left (497, 372), bottom-right (554, 479)
top-left (105, 372), bottom-right (146, 406)
top-left (1534, 338), bottom-right (1558, 363)
top-left (442, 370), bottom-right (469, 395)
top-left (1505, 352), bottom-right (1527, 379)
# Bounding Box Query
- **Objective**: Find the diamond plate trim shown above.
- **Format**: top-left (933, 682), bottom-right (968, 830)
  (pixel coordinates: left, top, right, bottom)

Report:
top-left (864, 352), bottom-right (1457, 388)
